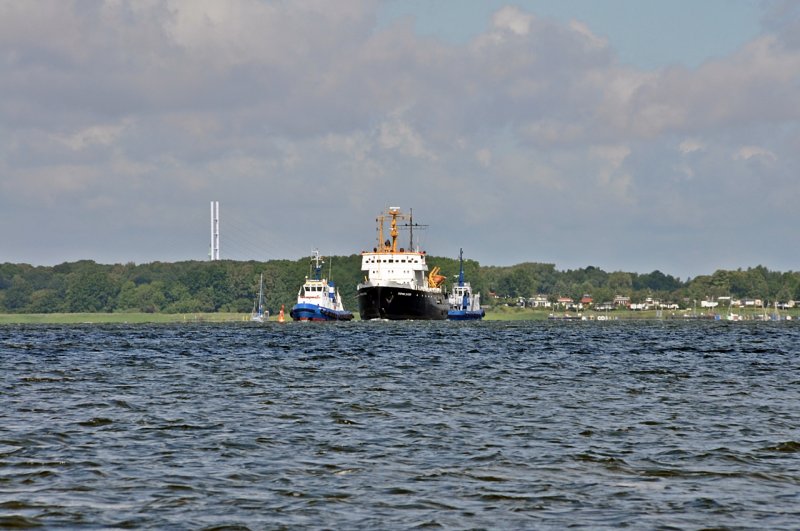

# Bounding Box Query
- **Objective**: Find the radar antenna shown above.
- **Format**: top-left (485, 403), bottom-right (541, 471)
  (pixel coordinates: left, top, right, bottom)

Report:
top-left (398, 208), bottom-right (428, 251)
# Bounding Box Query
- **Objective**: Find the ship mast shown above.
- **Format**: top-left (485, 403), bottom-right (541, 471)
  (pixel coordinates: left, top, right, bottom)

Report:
top-left (399, 208), bottom-right (427, 252)
top-left (458, 248), bottom-right (465, 287)
top-left (389, 207), bottom-right (400, 252)
top-left (409, 208), bottom-right (413, 251)
top-left (373, 207), bottom-right (427, 253)
top-left (310, 249), bottom-right (324, 280)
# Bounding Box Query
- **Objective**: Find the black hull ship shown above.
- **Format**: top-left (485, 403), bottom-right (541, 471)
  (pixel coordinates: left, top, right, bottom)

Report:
top-left (357, 207), bottom-right (448, 320)
top-left (357, 284), bottom-right (448, 320)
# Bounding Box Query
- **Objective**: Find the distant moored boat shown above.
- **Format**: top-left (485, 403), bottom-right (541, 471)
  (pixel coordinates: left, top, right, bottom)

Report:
top-left (250, 273), bottom-right (268, 323)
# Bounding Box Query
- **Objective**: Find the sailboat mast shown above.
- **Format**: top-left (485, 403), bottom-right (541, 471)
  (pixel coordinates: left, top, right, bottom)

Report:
top-left (259, 273), bottom-right (264, 309)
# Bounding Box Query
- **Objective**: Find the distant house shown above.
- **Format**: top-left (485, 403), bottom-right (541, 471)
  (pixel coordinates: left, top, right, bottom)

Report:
top-left (528, 295), bottom-right (551, 308)
top-left (580, 295), bottom-right (593, 306)
top-left (701, 300), bottom-right (719, 308)
top-left (557, 296), bottom-right (575, 309)
top-left (644, 297), bottom-right (661, 309)
top-left (613, 295), bottom-right (630, 307)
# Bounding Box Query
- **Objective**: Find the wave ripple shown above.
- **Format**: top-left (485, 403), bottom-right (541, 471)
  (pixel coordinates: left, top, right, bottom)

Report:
top-left (1, 321), bottom-right (799, 529)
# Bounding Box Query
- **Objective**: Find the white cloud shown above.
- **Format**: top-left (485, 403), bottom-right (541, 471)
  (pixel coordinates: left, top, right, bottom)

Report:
top-left (3, 165), bottom-right (100, 206)
top-left (569, 20), bottom-right (608, 50)
top-left (492, 6), bottom-right (534, 36)
top-left (522, 120), bottom-right (586, 145)
top-left (475, 148), bottom-right (492, 167)
top-left (591, 144), bottom-right (631, 168)
top-left (56, 122), bottom-right (129, 150)
top-left (679, 139), bottom-right (705, 154)
top-left (734, 145), bottom-right (777, 162)
top-left (1, 1), bottom-right (799, 275)
top-left (378, 115), bottom-right (436, 160)
top-left (322, 132), bottom-right (372, 162)
top-left (674, 163), bottom-right (695, 180)
top-left (590, 144), bottom-right (633, 202)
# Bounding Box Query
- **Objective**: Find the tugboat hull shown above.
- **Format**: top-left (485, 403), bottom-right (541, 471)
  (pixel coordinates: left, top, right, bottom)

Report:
top-left (290, 302), bottom-right (353, 321)
top-left (357, 285), bottom-right (448, 320)
top-left (447, 309), bottom-right (486, 321)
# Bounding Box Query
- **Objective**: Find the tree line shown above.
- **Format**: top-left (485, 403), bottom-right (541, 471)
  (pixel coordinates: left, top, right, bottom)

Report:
top-left (1, 257), bottom-right (798, 314)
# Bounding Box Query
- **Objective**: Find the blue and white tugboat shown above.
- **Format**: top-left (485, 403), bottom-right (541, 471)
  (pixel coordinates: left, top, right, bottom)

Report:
top-left (357, 207), bottom-right (449, 320)
top-left (289, 250), bottom-right (354, 321)
top-left (447, 248), bottom-right (485, 321)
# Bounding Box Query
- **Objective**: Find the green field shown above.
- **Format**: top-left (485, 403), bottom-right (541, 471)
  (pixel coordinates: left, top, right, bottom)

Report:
top-left (0, 312), bottom-right (249, 324)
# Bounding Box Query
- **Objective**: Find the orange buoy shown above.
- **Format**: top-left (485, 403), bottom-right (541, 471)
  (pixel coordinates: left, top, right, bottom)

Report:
top-left (278, 304), bottom-right (285, 323)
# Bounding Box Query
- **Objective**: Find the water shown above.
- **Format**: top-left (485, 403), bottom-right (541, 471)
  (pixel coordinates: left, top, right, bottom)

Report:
top-left (1, 321), bottom-right (799, 529)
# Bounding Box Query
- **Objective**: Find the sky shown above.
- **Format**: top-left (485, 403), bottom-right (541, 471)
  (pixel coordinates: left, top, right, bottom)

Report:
top-left (2, 0), bottom-right (799, 279)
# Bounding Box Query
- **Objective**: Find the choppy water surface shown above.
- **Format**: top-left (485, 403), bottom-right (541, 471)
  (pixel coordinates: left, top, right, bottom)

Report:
top-left (1, 321), bottom-right (799, 529)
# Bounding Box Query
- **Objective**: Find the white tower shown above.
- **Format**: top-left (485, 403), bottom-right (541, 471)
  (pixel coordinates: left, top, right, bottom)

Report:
top-left (210, 201), bottom-right (220, 260)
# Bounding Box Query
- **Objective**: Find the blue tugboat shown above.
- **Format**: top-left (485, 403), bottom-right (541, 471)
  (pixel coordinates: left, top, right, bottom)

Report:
top-left (290, 250), bottom-right (354, 321)
top-left (447, 248), bottom-right (485, 321)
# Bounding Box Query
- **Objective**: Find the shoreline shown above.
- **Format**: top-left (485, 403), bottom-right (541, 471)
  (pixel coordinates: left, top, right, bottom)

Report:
top-left (1, 308), bottom-right (797, 324)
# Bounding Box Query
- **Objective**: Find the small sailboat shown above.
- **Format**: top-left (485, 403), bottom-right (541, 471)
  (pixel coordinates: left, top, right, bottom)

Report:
top-left (290, 250), bottom-right (354, 321)
top-left (250, 273), bottom-right (268, 322)
top-left (447, 248), bottom-right (485, 321)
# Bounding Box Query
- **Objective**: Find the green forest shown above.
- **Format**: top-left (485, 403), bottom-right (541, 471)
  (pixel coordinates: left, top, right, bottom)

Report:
top-left (1, 257), bottom-right (798, 315)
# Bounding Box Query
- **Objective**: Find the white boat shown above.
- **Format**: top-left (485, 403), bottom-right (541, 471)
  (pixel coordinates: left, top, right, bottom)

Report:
top-left (447, 248), bottom-right (485, 320)
top-left (250, 273), bottom-right (268, 322)
top-left (289, 251), bottom-right (353, 321)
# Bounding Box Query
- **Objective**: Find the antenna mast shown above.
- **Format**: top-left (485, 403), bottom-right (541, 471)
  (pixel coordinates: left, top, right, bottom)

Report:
top-left (399, 207), bottom-right (428, 251)
top-left (210, 201), bottom-right (220, 260)
top-left (409, 208), bottom-right (413, 250)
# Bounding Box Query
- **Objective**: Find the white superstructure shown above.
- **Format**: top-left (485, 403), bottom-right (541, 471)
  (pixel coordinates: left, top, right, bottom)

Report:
top-left (357, 207), bottom-right (444, 294)
top-left (448, 283), bottom-right (482, 312)
top-left (360, 252), bottom-right (436, 292)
